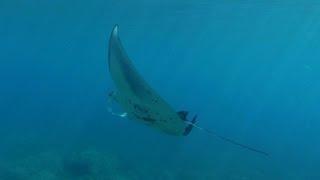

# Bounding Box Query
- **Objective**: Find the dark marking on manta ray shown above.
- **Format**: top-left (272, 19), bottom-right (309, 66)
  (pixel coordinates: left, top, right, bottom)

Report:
top-left (132, 113), bottom-right (156, 123)
top-left (141, 116), bottom-right (156, 122)
top-left (160, 119), bottom-right (167, 122)
top-left (133, 104), bottom-right (149, 114)
top-left (151, 98), bottom-right (159, 104)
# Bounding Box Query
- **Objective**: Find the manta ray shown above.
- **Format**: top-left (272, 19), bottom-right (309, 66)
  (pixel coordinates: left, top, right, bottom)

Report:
top-left (107, 25), bottom-right (268, 156)
top-left (107, 25), bottom-right (195, 136)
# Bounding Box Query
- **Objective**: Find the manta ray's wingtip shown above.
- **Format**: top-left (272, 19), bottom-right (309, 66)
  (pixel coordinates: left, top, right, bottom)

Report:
top-left (112, 24), bottom-right (119, 37)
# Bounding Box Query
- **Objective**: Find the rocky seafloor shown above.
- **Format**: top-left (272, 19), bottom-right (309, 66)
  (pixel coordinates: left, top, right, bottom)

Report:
top-left (0, 133), bottom-right (280, 180)
top-left (0, 147), bottom-right (273, 180)
top-left (0, 148), bottom-right (132, 180)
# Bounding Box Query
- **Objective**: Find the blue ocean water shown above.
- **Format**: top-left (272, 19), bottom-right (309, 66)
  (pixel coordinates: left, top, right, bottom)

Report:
top-left (1, 1), bottom-right (320, 179)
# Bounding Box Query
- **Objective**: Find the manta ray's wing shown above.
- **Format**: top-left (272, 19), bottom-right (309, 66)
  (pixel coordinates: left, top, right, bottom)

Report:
top-left (108, 25), bottom-right (186, 135)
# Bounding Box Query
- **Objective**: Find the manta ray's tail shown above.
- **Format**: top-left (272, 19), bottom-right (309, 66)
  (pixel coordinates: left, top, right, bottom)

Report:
top-left (187, 121), bottom-right (269, 157)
